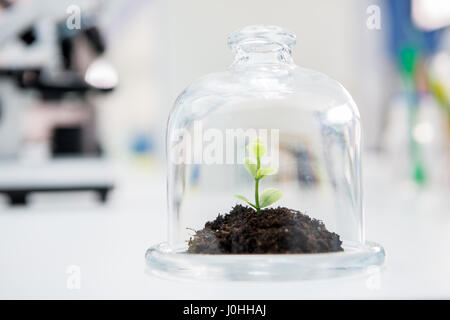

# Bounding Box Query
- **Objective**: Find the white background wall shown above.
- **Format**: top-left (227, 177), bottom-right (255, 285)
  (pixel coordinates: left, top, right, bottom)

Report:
top-left (91, 0), bottom-right (392, 155)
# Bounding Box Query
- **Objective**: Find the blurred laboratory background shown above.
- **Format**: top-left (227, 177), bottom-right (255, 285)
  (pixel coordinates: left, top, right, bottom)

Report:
top-left (0, 0), bottom-right (450, 298)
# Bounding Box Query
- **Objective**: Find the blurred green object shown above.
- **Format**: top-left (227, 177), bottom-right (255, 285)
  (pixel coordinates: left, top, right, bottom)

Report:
top-left (429, 79), bottom-right (450, 116)
top-left (409, 104), bottom-right (427, 186)
top-left (398, 46), bottom-right (427, 186)
top-left (399, 47), bottom-right (419, 77)
top-left (387, 0), bottom-right (447, 187)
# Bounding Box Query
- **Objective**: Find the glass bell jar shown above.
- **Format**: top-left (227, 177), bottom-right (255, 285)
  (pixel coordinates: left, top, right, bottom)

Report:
top-left (146, 25), bottom-right (385, 280)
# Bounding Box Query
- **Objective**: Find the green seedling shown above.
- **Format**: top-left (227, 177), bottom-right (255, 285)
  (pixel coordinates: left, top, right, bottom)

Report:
top-left (235, 139), bottom-right (282, 213)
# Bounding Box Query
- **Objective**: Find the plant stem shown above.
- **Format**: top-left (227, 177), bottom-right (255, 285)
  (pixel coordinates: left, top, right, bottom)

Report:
top-left (255, 145), bottom-right (261, 213)
top-left (255, 178), bottom-right (260, 213)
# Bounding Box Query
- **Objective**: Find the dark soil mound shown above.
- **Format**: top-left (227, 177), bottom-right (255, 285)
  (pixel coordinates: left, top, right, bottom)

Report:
top-left (187, 205), bottom-right (343, 254)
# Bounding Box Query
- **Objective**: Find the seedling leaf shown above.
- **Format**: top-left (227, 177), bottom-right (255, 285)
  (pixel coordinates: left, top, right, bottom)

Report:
top-left (259, 188), bottom-right (282, 208)
top-left (244, 158), bottom-right (257, 178)
top-left (256, 167), bottom-right (277, 179)
top-left (248, 141), bottom-right (267, 158)
top-left (235, 194), bottom-right (249, 202)
top-left (234, 194), bottom-right (257, 209)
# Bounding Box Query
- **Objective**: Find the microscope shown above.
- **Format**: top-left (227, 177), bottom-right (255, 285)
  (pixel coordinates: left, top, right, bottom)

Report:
top-left (0, 0), bottom-right (117, 205)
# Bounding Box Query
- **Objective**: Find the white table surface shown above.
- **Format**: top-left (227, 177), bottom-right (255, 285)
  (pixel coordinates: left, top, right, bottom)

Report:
top-left (0, 156), bottom-right (449, 299)
top-left (0, 158), bottom-right (114, 188)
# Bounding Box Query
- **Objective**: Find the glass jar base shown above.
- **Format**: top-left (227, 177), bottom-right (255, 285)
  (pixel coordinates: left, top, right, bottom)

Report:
top-left (145, 241), bottom-right (385, 281)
